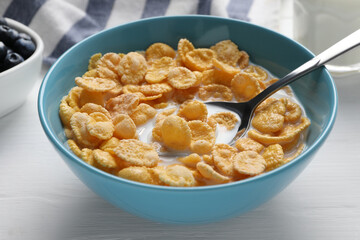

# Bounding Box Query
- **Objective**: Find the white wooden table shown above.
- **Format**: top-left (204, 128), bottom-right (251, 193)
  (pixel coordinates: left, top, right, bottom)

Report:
top-left (1, 10), bottom-right (360, 237)
top-left (0, 61), bottom-right (359, 240)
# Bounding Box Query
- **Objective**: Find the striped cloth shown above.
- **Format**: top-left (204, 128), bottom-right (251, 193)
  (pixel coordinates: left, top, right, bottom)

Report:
top-left (0, 0), bottom-right (283, 66)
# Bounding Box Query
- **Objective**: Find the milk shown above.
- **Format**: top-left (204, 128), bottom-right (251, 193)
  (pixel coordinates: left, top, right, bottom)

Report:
top-left (293, 0), bottom-right (360, 72)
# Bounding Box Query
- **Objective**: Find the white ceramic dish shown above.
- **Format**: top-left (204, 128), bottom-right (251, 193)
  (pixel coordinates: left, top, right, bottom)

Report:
top-left (0, 18), bottom-right (44, 118)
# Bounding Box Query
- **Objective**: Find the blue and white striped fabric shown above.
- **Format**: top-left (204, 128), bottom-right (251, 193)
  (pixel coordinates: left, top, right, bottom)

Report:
top-left (0, 0), bottom-right (282, 66)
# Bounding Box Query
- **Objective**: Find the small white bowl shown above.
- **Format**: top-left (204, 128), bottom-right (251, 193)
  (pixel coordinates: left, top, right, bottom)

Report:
top-left (0, 18), bottom-right (44, 118)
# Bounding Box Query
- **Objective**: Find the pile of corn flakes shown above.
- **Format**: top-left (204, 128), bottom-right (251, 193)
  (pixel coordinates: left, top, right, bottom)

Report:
top-left (59, 39), bottom-right (310, 187)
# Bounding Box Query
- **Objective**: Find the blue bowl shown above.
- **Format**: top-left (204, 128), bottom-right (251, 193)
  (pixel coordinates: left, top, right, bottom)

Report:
top-left (38, 16), bottom-right (337, 224)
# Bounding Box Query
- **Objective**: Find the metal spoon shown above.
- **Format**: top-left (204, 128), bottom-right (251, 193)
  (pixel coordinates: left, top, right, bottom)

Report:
top-left (207, 28), bottom-right (360, 146)
top-left (158, 29), bottom-right (360, 157)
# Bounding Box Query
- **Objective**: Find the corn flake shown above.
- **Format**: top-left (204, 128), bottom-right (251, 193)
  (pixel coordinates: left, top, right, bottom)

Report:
top-left (281, 133), bottom-right (301, 152)
top-left (130, 103), bottom-right (157, 126)
top-left (192, 71), bottom-right (203, 87)
top-left (105, 81), bottom-right (123, 96)
top-left (97, 52), bottom-right (122, 73)
top-left (208, 112), bottom-right (238, 130)
top-left (96, 66), bottom-right (119, 81)
top-left (196, 162), bottom-right (230, 183)
top-left (145, 42), bottom-right (176, 61)
top-left (212, 143), bottom-right (238, 176)
top-left (159, 165), bottom-right (196, 187)
top-left (265, 100), bottom-right (286, 115)
top-left (139, 83), bottom-right (173, 96)
top-left (238, 50), bottom-right (249, 69)
top-left (202, 154), bottom-right (213, 165)
top-left (178, 100), bottom-right (208, 121)
top-left (231, 72), bottom-right (261, 101)
top-left (113, 114), bottom-right (137, 139)
top-left (184, 48), bottom-right (216, 71)
top-left (126, 91), bottom-right (155, 102)
top-left (152, 108), bottom-right (176, 142)
top-left (262, 144), bottom-right (284, 171)
top-left (156, 108), bottom-right (177, 123)
top-left (75, 77), bottom-right (116, 92)
top-left (118, 166), bottom-right (155, 184)
top-left (198, 84), bottom-right (233, 101)
top-left (248, 117), bottom-right (311, 145)
top-left (80, 103), bottom-right (111, 119)
top-left (122, 84), bottom-right (140, 94)
top-left (118, 52), bottom-right (147, 85)
top-left (142, 93), bottom-right (171, 109)
top-left (88, 53), bottom-right (102, 70)
top-left (86, 112), bottom-right (114, 140)
top-left (206, 117), bottom-right (217, 131)
top-left (188, 120), bottom-right (215, 143)
top-left (255, 97), bottom-right (278, 113)
top-left (67, 139), bottom-right (82, 158)
top-left (160, 115), bottom-right (192, 150)
top-left (99, 137), bottom-right (121, 154)
top-left (213, 58), bottom-right (241, 86)
top-left (211, 40), bottom-right (242, 67)
top-left (167, 66), bottom-right (197, 89)
top-left (145, 57), bottom-right (176, 83)
top-left (59, 96), bottom-right (76, 128)
top-left (252, 111), bottom-right (285, 134)
top-left (84, 69), bottom-right (99, 78)
top-left (172, 87), bottom-right (198, 103)
top-left (139, 93), bottom-right (163, 102)
top-left (83, 68), bottom-right (98, 78)
top-left (177, 153), bottom-right (202, 168)
top-left (66, 87), bottom-right (82, 111)
top-left (70, 112), bottom-right (102, 148)
top-left (81, 148), bottom-right (95, 165)
top-left (105, 93), bottom-right (140, 117)
top-left (244, 65), bottom-right (268, 81)
top-left (281, 98), bottom-right (302, 123)
top-left (188, 120), bottom-right (215, 154)
top-left (233, 151), bottom-right (266, 176)
top-left (93, 149), bottom-right (118, 169)
top-left (235, 137), bottom-right (264, 153)
top-left (200, 69), bottom-right (216, 85)
top-left (190, 140), bottom-right (213, 155)
top-left (178, 38), bottom-right (195, 63)
top-left (114, 139), bottom-right (159, 167)
top-left (79, 89), bottom-right (106, 107)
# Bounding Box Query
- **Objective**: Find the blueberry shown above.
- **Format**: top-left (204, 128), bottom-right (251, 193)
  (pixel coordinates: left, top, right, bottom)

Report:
top-left (13, 38), bottom-right (35, 59)
top-left (0, 41), bottom-right (7, 61)
top-left (6, 47), bottom-right (14, 55)
top-left (19, 32), bottom-right (32, 41)
top-left (0, 25), bottom-right (19, 47)
top-left (0, 17), bottom-right (7, 26)
top-left (1, 51), bottom-right (24, 71)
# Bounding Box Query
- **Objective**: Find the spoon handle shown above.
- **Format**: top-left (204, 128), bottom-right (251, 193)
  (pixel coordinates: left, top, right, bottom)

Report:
top-left (250, 28), bottom-right (360, 108)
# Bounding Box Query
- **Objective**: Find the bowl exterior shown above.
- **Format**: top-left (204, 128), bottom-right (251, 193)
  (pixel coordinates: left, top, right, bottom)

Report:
top-left (55, 142), bottom-right (317, 223)
top-left (0, 18), bottom-right (43, 117)
top-left (38, 16), bottom-right (337, 223)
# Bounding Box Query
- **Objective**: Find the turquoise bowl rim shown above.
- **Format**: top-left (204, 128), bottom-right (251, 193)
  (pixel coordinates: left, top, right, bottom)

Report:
top-left (38, 15), bottom-right (338, 192)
